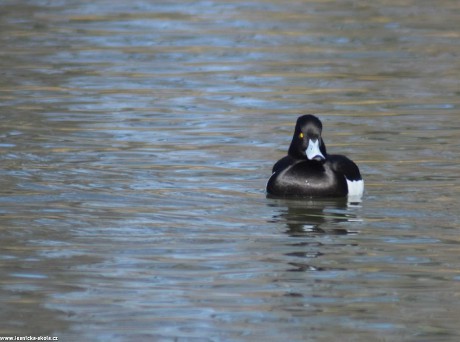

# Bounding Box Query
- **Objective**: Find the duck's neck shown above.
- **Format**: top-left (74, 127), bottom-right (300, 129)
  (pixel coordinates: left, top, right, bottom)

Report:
top-left (288, 145), bottom-right (307, 160)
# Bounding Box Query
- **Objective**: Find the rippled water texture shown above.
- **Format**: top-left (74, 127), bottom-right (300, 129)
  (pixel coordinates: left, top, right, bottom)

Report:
top-left (1, 1), bottom-right (460, 341)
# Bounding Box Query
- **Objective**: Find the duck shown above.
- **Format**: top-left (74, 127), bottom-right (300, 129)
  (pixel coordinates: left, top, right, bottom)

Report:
top-left (266, 114), bottom-right (364, 200)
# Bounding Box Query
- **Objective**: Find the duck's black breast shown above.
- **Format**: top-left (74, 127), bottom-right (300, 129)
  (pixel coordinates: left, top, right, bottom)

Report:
top-left (267, 159), bottom-right (348, 198)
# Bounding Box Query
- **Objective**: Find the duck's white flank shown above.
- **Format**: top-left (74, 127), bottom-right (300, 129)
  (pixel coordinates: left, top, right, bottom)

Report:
top-left (346, 178), bottom-right (364, 199)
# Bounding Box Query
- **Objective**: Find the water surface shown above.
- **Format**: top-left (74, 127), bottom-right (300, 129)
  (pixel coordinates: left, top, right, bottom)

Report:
top-left (1, 0), bottom-right (460, 341)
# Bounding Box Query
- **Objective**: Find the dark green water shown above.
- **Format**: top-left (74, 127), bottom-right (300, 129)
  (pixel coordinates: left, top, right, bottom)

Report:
top-left (1, 1), bottom-right (460, 341)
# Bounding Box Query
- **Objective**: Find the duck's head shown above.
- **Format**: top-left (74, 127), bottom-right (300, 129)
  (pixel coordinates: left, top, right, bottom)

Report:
top-left (288, 114), bottom-right (327, 161)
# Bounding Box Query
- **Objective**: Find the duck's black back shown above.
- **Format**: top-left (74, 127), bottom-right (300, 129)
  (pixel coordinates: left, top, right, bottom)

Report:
top-left (267, 158), bottom-right (348, 198)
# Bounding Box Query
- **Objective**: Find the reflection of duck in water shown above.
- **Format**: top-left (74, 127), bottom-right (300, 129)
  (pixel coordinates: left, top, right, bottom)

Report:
top-left (267, 115), bottom-right (364, 202)
top-left (269, 198), bottom-right (362, 273)
top-left (269, 197), bottom-right (361, 236)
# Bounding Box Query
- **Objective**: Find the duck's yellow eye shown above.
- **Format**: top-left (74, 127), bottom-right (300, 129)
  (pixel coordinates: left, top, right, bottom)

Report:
top-left (299, 132), bottom-right (304, 139)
